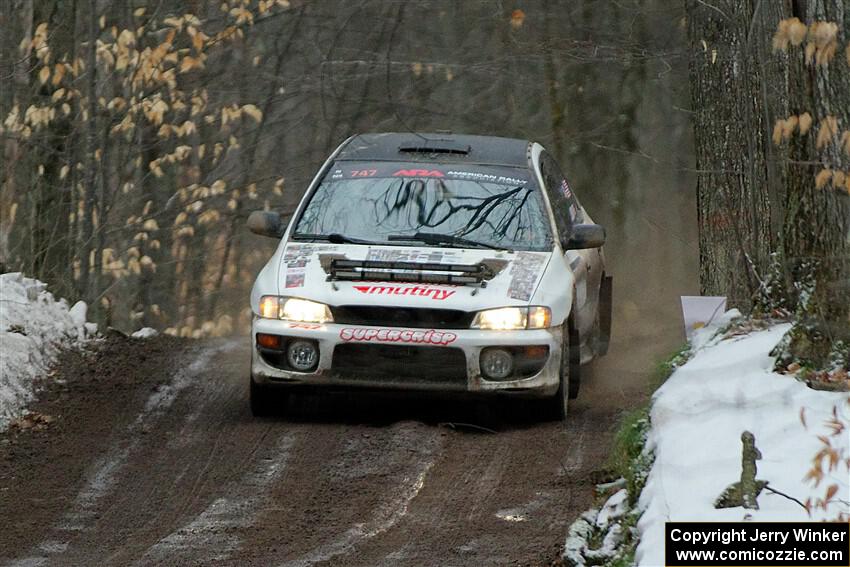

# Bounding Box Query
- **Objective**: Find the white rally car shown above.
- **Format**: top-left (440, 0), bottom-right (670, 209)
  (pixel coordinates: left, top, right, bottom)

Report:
top-left (248, 133), bottom-right (612, 420)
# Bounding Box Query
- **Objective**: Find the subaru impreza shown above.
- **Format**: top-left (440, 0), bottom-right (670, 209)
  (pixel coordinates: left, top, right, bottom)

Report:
top-left (247, 133), bottom-right (612, 420)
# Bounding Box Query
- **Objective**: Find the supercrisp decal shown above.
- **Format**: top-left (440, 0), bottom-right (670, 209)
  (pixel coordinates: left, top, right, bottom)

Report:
top-left (339, 327), bottom-right (457, 346)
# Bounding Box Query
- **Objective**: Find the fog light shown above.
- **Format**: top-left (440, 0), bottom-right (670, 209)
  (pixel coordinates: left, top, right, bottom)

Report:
top-left (287, 340), bottom-right (318, 371)
top-left (480, 348), bottom-right (514, 380)
top-left (523, 345), bottom-right (549, 358)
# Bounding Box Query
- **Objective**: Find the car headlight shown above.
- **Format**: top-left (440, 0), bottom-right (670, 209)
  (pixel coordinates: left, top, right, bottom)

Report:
top-left (471, 306), bottom-right (551, 330)
top-left (258, 295), bottom-right (281, 318)
top-left (258, 296), bottom-right (333, 323)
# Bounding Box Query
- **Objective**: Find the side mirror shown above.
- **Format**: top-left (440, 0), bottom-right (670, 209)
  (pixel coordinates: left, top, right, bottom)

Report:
top-left (563, 224), bottom-right (606, 250)
top-left (247, 210), bottom-right (284, 238)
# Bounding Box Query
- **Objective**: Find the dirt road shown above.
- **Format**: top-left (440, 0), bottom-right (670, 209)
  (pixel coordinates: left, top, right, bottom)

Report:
top-left (0, 330), bottom-right (661, 567)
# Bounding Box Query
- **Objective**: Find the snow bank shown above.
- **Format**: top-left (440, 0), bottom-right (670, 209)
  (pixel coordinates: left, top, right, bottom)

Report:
top-left (564, 489), bottom-right (633, 567)
top-left (0, 272), bottom-right (96, 430)
top-left (636, 318), bottom-right (849, 566)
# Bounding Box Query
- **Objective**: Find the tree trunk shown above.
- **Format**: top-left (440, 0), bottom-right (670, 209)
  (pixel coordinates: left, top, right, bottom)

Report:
top-left (78, 0), bottom-right (98, 301)
top-left (686, 0), bottom-right (781, 308)
top-left (781, 0), bottom-right (850, 365)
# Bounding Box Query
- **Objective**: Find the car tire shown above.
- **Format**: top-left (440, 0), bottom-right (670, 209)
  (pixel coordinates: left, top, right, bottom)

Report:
top-left (544, 322), bottom-right (576, 421)
top-left (250, 376), bottom-right (278, 417)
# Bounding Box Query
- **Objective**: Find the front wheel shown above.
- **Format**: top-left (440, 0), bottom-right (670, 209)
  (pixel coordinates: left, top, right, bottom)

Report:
top-left (543, 322), bottom-right (579, 421)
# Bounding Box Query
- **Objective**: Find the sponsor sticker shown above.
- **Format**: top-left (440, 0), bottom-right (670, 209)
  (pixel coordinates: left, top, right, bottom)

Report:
top-left (353, 285), bottom-right (456, 301)
top-left (283, 244), bottom-right (310, 289)
top-left (447, 170), bottom-right (528, 186)
top-left (365, 247), bottom-right (461, 264)
top-left (280, 243), bottom-right (336, 289)
top-left (325, 162), bottom-right (530, 186)
top-left (287, 322), bottom-right (321, 330)
top-left (285, 272), bottom-right (305, 288)
top-left (507, 252), bottom-right (546, 301)
top-left (339, 327), bottom-right (458, 346)
top-left (393, 168), bottom-right (445, 177)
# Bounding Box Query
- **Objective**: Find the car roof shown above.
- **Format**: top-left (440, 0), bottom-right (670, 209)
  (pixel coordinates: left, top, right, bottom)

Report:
top-left (335, 133), bottom-right (533, 167)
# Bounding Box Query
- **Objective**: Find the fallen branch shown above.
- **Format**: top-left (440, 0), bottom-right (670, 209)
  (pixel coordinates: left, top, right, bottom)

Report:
top-left (763, 485), bottom-right (808, 511)
top-left (438, 422), bottom-right (496, 434)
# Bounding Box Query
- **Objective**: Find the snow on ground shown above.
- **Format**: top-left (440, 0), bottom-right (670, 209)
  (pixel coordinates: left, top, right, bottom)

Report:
top-left (0, 273), bottom-right (95, 430)
top-left (636, 314), bottom-right (850, 566)
top-left (131, 327), bottom-right (158, 339)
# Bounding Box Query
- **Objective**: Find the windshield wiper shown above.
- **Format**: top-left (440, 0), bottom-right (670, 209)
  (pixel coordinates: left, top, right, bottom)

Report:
top-left (292, 233), bottom-right (384, 245)
top-left (388, 232), bottom-right (506, 251)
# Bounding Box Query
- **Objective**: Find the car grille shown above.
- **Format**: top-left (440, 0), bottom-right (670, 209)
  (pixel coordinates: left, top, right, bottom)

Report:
top-left (331, 344), bottom-right (468, 384)
top-left (330, 305), bottom-right (474, 329)
top-left (327, 259), bottom-right (496, 285)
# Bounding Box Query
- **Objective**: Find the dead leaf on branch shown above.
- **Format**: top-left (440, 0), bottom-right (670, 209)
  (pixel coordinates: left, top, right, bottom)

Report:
top-left (798, 112), bottom-right (813, 135)
top-left (841, 131), bottom-right (850, 156)
top-left (773, 18), bottom-right (808, 51)
top-left (510, 9), bottom-right (525, 30)
top-left (815, 169), bottom-right (832, 189)
top-left (825, 484), bottom-right (839, 502)
top-left (816, 116), bottom-right (838, 149)
top-left (772, 120), bottom-right (785, 145)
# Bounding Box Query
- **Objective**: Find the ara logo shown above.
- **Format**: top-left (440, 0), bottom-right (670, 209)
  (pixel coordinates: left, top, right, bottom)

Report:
top-left (353, 285), bottom-right (456, 301)
top-left (392, 169), bottom-right (445, 178)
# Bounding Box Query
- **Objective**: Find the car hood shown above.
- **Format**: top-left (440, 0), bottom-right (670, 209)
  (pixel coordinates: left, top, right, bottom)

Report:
top-left (271, 242), bottom-right (551, 311)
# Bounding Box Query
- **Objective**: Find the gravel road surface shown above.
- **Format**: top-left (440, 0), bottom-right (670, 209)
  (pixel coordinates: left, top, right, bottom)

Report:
top-left (0, 330), bottom-right (658, 567)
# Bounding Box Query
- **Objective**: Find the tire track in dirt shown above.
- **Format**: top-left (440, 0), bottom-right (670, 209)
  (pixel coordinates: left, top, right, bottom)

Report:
top-left (275, 426), bottom-right (443, 567)
top-left (330, 421), bottom-right (587, 566)
top-left (1, 333), bottom-right (656, 567)
top-left (63, 338), bottom-right (275, 566)
top-left (6, 340), bottom-right (240, 567)
top-left (135, 431), bottom-right (296, 565)
top-left (317, 370), bottom-right (613, 567)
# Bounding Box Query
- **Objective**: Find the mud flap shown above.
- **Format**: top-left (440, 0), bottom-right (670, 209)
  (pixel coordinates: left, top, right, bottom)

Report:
top-left (597, 275), bottom-right (613, 356)
top-left (568, 321), bottom-right (581, 400)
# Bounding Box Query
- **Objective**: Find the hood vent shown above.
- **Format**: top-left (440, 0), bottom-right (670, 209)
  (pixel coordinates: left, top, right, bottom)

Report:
top-left (398, 140), bottom-right (470, 155)
top-left (324, 258), bottom-right (502, 286)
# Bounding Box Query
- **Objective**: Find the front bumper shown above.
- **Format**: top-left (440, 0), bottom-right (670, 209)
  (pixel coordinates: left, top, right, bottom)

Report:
top-left (250, 318), bottom-right (562, 398)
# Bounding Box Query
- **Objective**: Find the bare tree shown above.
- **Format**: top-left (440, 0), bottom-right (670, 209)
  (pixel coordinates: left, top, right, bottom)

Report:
top-left (685, 0), bottom-right (782, 307)
top-left (687, 0), bottom-right (850, 367)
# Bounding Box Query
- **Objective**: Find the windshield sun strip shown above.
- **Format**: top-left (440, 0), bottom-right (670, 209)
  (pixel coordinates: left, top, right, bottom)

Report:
top-left (292, 164), bottom-right (554, 251)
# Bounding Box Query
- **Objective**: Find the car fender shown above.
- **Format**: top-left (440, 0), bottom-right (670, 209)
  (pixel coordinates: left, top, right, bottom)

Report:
top-left (250, 239), bottom-right (287, 314)
top-left (530, 254), bottom-right (574, 327)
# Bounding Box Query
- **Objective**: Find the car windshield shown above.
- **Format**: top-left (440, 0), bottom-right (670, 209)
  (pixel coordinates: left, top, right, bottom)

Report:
top-left (293, 162), bottom-right (553, 251)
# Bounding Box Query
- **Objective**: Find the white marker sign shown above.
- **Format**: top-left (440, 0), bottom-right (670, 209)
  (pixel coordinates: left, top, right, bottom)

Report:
top-left (680, 296), bottom-right (727, 339)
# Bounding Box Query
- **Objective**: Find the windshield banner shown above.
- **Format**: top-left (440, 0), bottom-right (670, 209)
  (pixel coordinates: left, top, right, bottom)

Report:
top-left (327, 162), bottom-right (532, 187)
